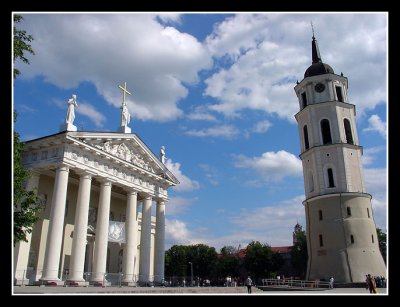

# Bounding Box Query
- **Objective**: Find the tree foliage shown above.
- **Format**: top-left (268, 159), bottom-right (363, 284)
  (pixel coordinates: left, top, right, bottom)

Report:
top-left (376, 228), bottom-right (387, 264)
top-left (243, 241), bottom-right (283, 279)
top-left (13, 14), bottom-right (35, 79)
top-left (14, 113), bottom-right (43, 245)
top-left (290, 223), bottom-right (308, 278)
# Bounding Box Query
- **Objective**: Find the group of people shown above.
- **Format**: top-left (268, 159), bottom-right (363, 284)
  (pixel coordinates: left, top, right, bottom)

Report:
top-left (365, 274), bottom-right (386, 294)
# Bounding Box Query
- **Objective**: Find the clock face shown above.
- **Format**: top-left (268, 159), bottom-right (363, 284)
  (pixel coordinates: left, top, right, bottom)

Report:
top-left (315, 83), bottom-right (325, 93)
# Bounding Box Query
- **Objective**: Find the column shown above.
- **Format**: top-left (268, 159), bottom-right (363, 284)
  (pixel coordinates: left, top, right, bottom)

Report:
top-left (67, 173), bottom-right (92, 284)
top-left (122, 190), bottom-right (138, 285)
top-left (154, 199), bottom-right (165, 284)
top-left (41, 165), bottom-right (69, 283)
top-left (139, 196), bottom-right (152, 285)
top-left (91, 180), bottom-right (112, 283)
top-left (14, 171), bottom-right (40, 285)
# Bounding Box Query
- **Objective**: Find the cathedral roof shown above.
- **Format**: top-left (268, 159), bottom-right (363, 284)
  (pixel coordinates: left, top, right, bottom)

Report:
top-left (304, 36), bottom-right (334, 78)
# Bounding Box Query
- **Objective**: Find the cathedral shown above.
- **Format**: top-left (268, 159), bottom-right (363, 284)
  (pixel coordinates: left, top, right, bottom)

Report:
top-left (294, 33), bottom-right (386, 283)
top-left (14, 83), bottom-right (179, 286)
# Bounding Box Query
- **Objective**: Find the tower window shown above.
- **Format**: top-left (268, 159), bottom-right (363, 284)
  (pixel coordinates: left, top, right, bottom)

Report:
top-left (344, 119), bottom-right (354, 144)
top-left (350, 235), bottom-right (354, 244)
top-left (309, 172), bottom-right (314, 192)
top-left (372, 234), bottom-right (374, 243)
top-left (303, 125), bottom-right (310, 150)
top-left (319, 234), bottom-right (324, 247)
top-left (347, 207), bottom-right (352, 216)
top-left (301, 92), bottom-right (308, 108)
top-left (327, 168), bottom-right (335, 188)
top-left (367, 208), bottom-right (370, 218)
top-left (336, 86), bottom-right (344, 102)
top-left (318, 210), bottom-right (323, 221)
top-left (321, 119), bottom-right (332, 145)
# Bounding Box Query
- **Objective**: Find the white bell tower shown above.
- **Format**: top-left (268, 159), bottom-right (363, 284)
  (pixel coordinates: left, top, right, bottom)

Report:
top-left (294, 33), bottom-right (386, 283)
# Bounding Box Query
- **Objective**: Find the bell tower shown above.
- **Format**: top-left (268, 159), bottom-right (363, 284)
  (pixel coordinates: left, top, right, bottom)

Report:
top-left (294, 32), bottom-right (386, 283)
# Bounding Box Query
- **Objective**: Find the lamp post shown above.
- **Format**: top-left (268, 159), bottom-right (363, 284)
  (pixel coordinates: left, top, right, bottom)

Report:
top-left (188, 262), bottom-right (194, 286)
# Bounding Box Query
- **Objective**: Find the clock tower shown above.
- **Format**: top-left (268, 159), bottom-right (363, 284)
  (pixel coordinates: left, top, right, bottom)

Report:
top-left (294, 34), bottom-right (386, 283)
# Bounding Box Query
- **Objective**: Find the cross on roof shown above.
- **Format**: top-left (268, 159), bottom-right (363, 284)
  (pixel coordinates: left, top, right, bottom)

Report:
top-left (118, 81), bottom-right (131, 107)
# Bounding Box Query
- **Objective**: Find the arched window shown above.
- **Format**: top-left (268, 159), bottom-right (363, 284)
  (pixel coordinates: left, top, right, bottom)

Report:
top-left (318, 210), bottom-right (323, 221)
top-left (309, 172), bottom-right (314, 192)
top-left (327, 168), bottom-right (335, 188)
top-left (321, 119), bottom-right (332, 145)
top-left (350, 235), bottom-right (354, 244)
top-left (319, 234), bottom-right (324, 247)
top-left (301, 92), bottom-right (307, 108)
top-left (344, 119), bottom-right (354, 144)
top-left (303, 125), bottom-right (309, 150)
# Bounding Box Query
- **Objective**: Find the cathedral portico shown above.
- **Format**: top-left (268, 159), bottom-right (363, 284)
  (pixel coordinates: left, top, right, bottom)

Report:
top-left (15, 84), bottom-right (179, 286)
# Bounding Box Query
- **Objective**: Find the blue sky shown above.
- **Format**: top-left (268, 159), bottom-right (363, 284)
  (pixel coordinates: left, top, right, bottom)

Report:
top-left (13, 13), bottom-right (387, 251)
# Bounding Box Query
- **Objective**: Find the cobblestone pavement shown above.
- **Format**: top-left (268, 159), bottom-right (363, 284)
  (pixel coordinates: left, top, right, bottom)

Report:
top-left (13, 286), bottom-right (387, 295)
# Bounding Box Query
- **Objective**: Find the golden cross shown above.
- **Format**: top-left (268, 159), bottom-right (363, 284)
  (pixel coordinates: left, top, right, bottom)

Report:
top-left (118, 81), bottom-right (131, 107)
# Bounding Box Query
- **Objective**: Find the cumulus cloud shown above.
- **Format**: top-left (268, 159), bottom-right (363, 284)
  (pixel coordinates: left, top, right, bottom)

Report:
top-left (362, 146), bottom-right (386, 166)
top-left (363, 114), bottom-right (387, 139)
top-left (165, 219), bottom-right (192, 246)
top-left (187, 106), bottom-right (217, 122)
top-left (184, 124), bottom-right (239, 138)
top-left (252, 120), bottom-right (272, 133)
top-left (363, 167), bottom-right (387, 230)
top-left (167, 196), bottom-right (197, 216)
top-left (204, 13), bottom-right (387, 121)
top-left (199, 164), bottom-right (220, 186)
top-left (76, 102), bottom-right (107, 127)
top-left (233, 150), bottom-right (303, 181)
top-left (18, 14), bottom-right (212, 122)
top-left (165, 158), bottom-right (200, 192)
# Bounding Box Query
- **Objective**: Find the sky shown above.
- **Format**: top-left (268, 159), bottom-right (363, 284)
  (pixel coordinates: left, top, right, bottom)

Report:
top-left (13, 12), bottom-right (387, 251)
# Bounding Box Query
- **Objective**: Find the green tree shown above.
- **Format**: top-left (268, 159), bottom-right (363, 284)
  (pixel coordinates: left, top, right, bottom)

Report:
top-left (13, 15), bottom-right (42, 245)
top-left (376, 228), bottom-right (387, 264)
top-left (290, 223), bottom-right (308, 278)
top-left (13, 14), bottom-right (35, 79)
top-left (13, 113), bottom-right (43, 245)
top-left (244, 241), bottom-right (281, 280)
top-left (216, 246), bottom-right (241, 278)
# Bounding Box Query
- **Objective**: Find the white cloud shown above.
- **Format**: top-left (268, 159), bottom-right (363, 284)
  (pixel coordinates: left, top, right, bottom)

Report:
top-left (18, 14), bottom-right (212, 122)
top-left (167, 197), bottom-right (197, 216)
top-left (187, 106), bottom-right (217, 122)
top-left (199, 164), bottom-right (220, 186)
top-left (363, 114), bottom-right (387, 139)
top-left (362, 146), bottom-right (385, 166)
top-left (363, 167), bottom-right (387, 230)
top-left (76, 102), bottom-right (106, 127)
top-left (17, 104), bottom-right (37, 113)
top-left (156, 13), bottom-right (182, 24)
top-left (165, 219), bottom-right (192, 246)
top-left (233, 150), bottom-right (303, 181)
top-left (252, 120), bottom-right (272, 133)
top-left (184, 124), bottom-right (239, 138)
top-left (204, 13), bottom-right (387, 121)
top-left (165, 158), bottom-right (200, 192)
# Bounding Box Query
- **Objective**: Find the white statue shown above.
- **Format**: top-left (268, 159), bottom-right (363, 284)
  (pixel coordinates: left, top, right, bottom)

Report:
top-left (121, 104), bottom-right (131, 127)
top-left (160, 145), bottom-right (166, 164)
top-left (65, 94), bottom-right (78, 124)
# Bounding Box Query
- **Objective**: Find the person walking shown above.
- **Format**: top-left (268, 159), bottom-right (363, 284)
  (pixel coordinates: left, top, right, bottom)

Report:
top-left (246, 276), bottom-right (253, 294)
top-left (329, 276), bottom-right (334, 289)
top-left (366, 274), bottom-right (377, 294)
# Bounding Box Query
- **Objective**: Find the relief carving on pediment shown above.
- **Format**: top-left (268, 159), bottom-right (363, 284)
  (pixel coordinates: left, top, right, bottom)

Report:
top-left (90, 140), bottom-right (155, 172)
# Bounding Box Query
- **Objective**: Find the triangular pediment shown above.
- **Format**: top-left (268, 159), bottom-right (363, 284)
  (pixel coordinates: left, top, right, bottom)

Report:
top-left (66, 131), bottom-right (178, 185)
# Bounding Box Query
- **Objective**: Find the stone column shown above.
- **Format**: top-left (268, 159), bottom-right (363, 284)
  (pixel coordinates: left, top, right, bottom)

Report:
top-left (41, 165), bottom-right (69, 283)
top-left (91, 180), bottom-right (112, 284)
top-left (67, 173), bottom-right (92, 284)
top-left (14, 171), bottom-right (40, 285)
top-left (122, 190), bottom-right (138, 285)
top-left (139, 196), bottom-right (152, 285)
top-left (154, 199), bottom-right (165, 285)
